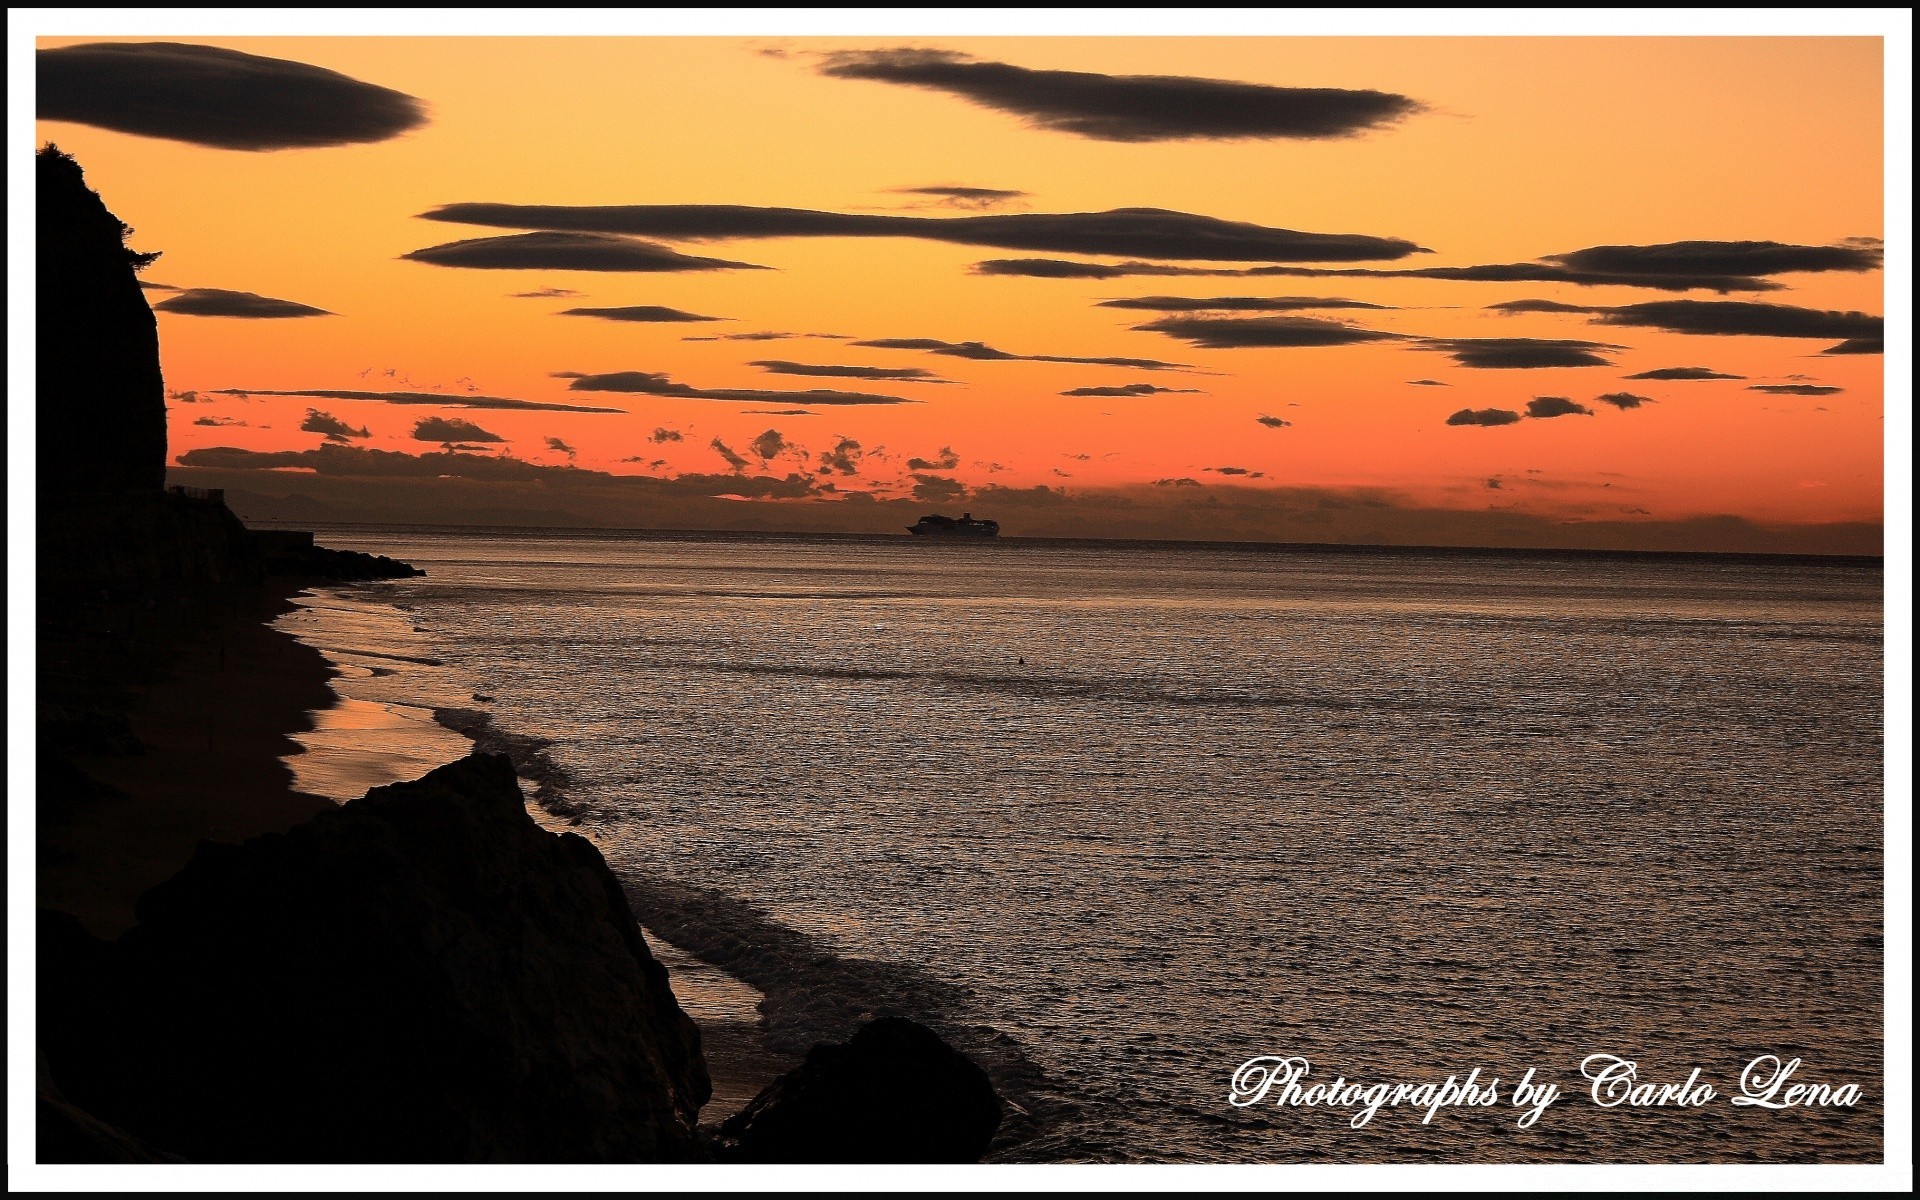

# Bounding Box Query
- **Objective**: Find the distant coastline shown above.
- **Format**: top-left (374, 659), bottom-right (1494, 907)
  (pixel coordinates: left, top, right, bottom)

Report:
top-left (250, 516), bottom-right (1886, 569)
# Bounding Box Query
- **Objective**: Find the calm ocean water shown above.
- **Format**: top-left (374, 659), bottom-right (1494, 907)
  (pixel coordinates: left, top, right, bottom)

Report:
top-left (278, 526), bottom-right (1884, 1163)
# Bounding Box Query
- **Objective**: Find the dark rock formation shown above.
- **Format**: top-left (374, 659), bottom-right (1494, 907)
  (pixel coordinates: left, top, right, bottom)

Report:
top-left (251, 528), bottom-right (423, 579)
top-left (38, 753), bottom-right (711, 1163)
top-left (716, 1017), bottom-right (1002, 1163)
top-left (38, 144), bottom-right (167, 498)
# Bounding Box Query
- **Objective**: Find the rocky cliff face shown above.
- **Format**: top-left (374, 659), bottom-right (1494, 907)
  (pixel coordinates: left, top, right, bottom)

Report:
top-left (38, 145), bottom-right (167, 499)
top-left (37, 145), bottom-right (270, 598)
top-left (39, 753), bottom-right (712, 1163)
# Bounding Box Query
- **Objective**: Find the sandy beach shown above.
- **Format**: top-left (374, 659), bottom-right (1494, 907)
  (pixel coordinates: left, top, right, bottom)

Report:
top-left (39, 585), bottom-right (339, 937)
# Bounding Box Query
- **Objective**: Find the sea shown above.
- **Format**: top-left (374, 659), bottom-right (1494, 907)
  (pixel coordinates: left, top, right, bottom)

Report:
top-left (270, 525), bottom-right (1885, 1164)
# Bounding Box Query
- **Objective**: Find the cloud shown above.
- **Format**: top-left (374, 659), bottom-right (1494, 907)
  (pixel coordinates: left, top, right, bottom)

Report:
top-left (683, 331), bottom-right (851, 342)
top-left (911, 473), bottom-right (968, 502)
top-left (972, 237), bottom-right (1881, 292)
top-left (711, 437), bottom-right (751, 471)
top-left (1134, 314), bottom-right (1403, 349)
top-left (192, 416), bottom-right (248, 427)
top-left (743, 408), bottom-right (815, 416)
top-left (851, 337), bottom-right (1190, 371)
top-left (402, 231), bottom-right (769, 272)
top-left (209, 386), bottom-right (624, 413)
top-left (889, 185), bottom-right (1028, 209)
top-left (1525, 396), bottom-right (1594, 418)
top-left (649, 427), bottom-right (683, 443)
top-left (1406, 378), bottom-right (1449, 386)
top-left (37, 41), bottom-right (425, 150)
top-left (1204, 466), bottom-right (1264, 478)
top-left (1153, 477), bottom-right (1202, 487)
top-left (417, 202), bottom-right (1427, 264)
top-left (300, 409), bottom-right (371, 442)
top-left (818, 437), bottom-right (864, 475)
top-left (747, 360), bottom-right (954, 382)
top-left (816, 48), bottom-right (1423, 142)
top-left (1421, 338), bottom-right (1621, 369)
top-left (749, 429), bottom-right (791, 460)
top-left (1256, 415), bottom-right (1292, 428)
top-left (168, 390), bottom-right (209, 404)
top-left (1749, 383), bottom-right (1843, 395)
top-left (1548, 239), bottom-right (1881, 279)
top-left (1446, 408), bottom-right (1523, 427)
top-left (545, 437), bottom-right (576, 457)
top-left (1486, 298), bottom-right (1593, 314)
top-left (152, 288), bottom-right (331, 318)
top-left (176, 443), bottom-right (818, 498)
top-left (558, 305), bottom-right (726, 322)
top-left (906, 447), bottom-right (960, 470)
top-left (1097, 294), bottom-right (1389, 312)
top-left (138, 280), bottom-right (180, 291)
top-left (1058, 382), bottom-right (1203, 396)
top-left (413, 416), bottom-right (503, 444)
top-left (1622, 366), bottom-right (1745, 381)
top-left (563, 369), bottom-right (916, 405)
top-left (508, 287), bottom-right (582, 299)
top-left (973, 258), bottom-right (1179, 279)
top-left (1552, 299), bottom-right (1883, 341)
top-left (1594, 392), bottom-right (1654, 410)
top-left (1820, 338), bottom-right (1883, 355)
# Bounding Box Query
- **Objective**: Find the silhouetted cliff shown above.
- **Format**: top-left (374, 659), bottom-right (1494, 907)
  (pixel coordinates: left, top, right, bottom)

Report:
top-left (37, 145), bottom-right (268, 598)
top-left (38, 145), bottom-right (167, 499)
top-left (39, 753), bottom-right (711, 1163)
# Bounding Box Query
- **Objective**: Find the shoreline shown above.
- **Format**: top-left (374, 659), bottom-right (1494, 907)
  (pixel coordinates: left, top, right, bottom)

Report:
top-left (39, 581), bottom-right (339, 937)
top-left (274, 584), bottom-right (798, 1123)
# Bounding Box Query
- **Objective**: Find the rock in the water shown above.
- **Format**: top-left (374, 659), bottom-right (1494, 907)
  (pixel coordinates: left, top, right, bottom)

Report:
top-left (717, 1017), bottom-right (1001, 1163)
top-left (38, 752), bottom-right (710, 1163)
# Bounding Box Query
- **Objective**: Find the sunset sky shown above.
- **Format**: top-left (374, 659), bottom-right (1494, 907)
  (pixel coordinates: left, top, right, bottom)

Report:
top-left (33, 33), bottom-right (1890, 551)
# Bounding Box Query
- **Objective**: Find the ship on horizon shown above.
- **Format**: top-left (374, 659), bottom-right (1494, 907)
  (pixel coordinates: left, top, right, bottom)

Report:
top-left (907, 511), bottom-right (1000, 538)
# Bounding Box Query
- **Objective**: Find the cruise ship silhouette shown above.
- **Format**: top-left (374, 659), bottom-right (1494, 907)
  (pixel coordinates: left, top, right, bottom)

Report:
top-left (907, 511), bottom-right (1000, 537)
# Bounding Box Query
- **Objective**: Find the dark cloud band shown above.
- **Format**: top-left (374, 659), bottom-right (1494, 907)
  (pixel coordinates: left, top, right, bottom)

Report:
top-left (974, 237), bottom-right (1879, 293)
top-left (418, 203), bottom-right (1427, 264)
top-left (153, 288), bottom-right (331, 318)
top-left (558, 305), bottom-right (726, 322)
top-left (1622, 366), bottom-right (1745, 381)
top-left (38, 41), bottom-right (426, 150)
top-left (403, 231), bottom-right (769, 273)
top-left (1421, 338), bottom-right (1622, 369)
top-left (1097, 294), bottom-right (1389, 312)
top-left (1059, 383), bottom-right (1203, 397)
top-left (852, 337), bottom-right (1190, 371)
top-left (210, 387), bottom-right (624, 414)
top-left (818, 48), bottom-right (1423, 143)
top-left (1134, 314), bottom-right (1402, 349)
top-left (565, 370), bottom-right (916, 406)
top-left (748, 360), bottom-right (954, 383)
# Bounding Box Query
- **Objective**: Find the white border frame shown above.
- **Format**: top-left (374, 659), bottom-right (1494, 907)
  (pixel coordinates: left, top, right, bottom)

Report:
top-left (8, 8), bottom-right (1912, 1192)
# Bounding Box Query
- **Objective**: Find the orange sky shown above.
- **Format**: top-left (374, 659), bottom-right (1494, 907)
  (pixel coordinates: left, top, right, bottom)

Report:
top-left (35, 36), bottom-right (1886, 544)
